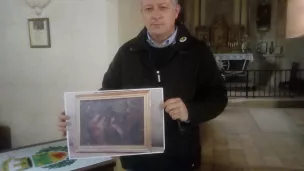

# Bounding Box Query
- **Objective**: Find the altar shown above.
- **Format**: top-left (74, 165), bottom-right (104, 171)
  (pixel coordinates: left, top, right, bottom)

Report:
top-left (214, 53), bottom-right (254, 71)
top-left (214, 53), bottom-right (255, 91)
top-left (0, 140), bottom-right (115, 171)
top-left (195, 16), bottom-right (254, 72)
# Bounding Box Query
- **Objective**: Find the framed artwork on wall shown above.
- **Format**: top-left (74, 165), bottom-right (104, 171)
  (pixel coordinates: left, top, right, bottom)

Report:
top-left (256, 0), bottom-right (272, 32)
top-left (211, 17), bottom-right (229, 47)
top-left (28, 18), bottom-right (51, 48)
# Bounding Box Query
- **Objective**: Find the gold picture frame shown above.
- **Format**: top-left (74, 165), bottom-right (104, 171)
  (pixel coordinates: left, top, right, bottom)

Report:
top-left (73, 90), bottom-right (152, 154)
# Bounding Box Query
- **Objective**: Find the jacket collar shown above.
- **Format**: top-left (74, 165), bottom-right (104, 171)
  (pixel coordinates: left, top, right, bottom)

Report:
top-left (147, 27), bottom-right (178, 48)
top-left (130, 23), bottom-right (195, 52)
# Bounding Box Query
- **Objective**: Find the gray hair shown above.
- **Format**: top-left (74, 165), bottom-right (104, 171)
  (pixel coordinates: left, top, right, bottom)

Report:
top-left (140, 0), bottom-right (179, 7)
top-left (172, 0), bottom-right (178, 4)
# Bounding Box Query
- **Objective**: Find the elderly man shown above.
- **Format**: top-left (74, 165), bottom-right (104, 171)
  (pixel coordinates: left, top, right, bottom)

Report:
top-left (58, 0), bottom-right (227, 170)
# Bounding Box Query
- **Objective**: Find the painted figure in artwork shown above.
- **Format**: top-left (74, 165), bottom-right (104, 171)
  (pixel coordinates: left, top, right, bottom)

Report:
top-left (81, 98), bottom-right (145, 146)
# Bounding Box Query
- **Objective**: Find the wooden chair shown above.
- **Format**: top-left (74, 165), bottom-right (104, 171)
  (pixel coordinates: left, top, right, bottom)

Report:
top-left (279, 62), bottom-right (300, 91)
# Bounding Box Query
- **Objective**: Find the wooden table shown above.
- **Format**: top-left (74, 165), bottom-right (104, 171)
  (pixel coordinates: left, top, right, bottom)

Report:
top-left (0, 139), bottom-right (116, 171)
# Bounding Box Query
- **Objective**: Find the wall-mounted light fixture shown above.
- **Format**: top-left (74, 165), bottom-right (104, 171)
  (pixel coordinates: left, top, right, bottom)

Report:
top-left (25, 0), bottom-right (51, 16)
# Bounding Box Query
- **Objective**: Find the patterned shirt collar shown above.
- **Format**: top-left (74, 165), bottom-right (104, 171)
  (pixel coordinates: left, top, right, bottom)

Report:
top-left (147, 27), bottom-right (178, 48)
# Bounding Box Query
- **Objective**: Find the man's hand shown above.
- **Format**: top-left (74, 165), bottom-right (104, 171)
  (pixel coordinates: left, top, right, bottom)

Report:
top-left (163, 98), bottom-right (189, 122)
top-left (57, 111), bottom-right (70, 137)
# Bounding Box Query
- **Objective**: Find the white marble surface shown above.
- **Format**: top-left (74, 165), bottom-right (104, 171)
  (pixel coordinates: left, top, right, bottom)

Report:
top-left (214, 53), bottom-right (254, 61)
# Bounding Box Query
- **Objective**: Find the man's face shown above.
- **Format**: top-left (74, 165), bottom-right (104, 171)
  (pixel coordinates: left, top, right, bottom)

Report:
top-left (141, 0), bottom-right (180, 36)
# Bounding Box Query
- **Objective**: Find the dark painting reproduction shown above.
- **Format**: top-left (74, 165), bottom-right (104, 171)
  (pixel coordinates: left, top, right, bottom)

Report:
top-left (80, 97), bottom-right (144, 146)
top-left (65, 89), bottom-right (164, 159)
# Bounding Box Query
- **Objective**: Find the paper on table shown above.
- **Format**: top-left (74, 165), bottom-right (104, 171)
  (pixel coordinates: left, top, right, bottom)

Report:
top-left (0, 140), bottom-right (112, 171)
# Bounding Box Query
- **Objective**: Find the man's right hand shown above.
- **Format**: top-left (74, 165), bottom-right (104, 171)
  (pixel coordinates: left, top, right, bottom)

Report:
top-left (57, 111), bottom-right (70, 137)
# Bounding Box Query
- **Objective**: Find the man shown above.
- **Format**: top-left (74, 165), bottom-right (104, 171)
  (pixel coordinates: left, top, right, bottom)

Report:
top-left (58, 0), bottom-right (227, 170)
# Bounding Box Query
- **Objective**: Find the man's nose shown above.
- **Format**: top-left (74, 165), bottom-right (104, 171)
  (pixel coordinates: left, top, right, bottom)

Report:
top-left (151, 9), bottom-right (163, 20)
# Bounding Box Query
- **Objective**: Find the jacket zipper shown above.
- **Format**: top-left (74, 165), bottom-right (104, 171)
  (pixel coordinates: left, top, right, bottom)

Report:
top-left (156, 70), bottom-right (161, 83)
top-left (157, 69), bottom-right (185, 135)
top-left (156, 62), bottom-right (185, 135)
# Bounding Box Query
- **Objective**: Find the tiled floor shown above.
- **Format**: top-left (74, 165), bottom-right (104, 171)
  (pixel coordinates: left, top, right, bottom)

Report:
top-left (115, 107), bottom-right (304, 171)
top-left (200, 108), bottom-right (304, 171)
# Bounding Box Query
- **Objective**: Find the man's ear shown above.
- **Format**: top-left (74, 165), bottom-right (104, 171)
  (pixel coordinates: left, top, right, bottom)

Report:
top-left (175, 4), bottom-right (181, 18)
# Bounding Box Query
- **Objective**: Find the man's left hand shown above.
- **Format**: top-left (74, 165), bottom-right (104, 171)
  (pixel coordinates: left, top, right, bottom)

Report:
top-left (163, 98), bottom-right (189, 122)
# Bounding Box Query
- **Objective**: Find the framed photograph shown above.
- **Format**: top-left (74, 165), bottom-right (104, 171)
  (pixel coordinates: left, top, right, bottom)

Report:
top-left (65, 88), bottom-right (165, 159)
top-left (28, 18), bottom-right (51, 48)
top-left (257, 42), bottom-right (268, 54)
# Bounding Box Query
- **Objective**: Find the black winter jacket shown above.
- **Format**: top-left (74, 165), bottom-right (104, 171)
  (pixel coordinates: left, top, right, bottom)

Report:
top-left (101, 24), bottom-right (228, 171)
